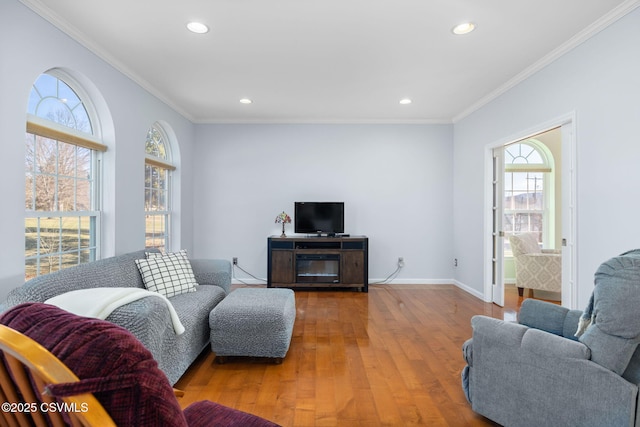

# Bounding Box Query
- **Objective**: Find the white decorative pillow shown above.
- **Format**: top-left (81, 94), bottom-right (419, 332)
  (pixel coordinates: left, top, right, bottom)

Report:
top-left (135, 250), bottom-right (197, 297)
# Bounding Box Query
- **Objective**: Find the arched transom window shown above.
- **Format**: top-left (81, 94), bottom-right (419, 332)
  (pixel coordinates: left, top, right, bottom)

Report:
top-left (25, 71), bottom-right (106, 280)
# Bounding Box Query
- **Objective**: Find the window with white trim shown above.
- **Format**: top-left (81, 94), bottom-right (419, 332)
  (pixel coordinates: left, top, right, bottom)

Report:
top-left (25, 71), bottom-right (104, 280)
top-left (503, 141), bottom-right (553, 256)
top-left (144, 125), bottom-right (175, 252)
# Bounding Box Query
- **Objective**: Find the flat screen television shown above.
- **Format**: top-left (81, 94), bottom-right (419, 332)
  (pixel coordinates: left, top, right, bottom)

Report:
top-left (294, 202), bottom-right (344, 235)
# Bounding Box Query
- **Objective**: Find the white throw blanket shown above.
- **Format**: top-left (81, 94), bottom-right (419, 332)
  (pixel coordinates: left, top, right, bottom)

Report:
top-left (45, 287), bottom-right (185, 335)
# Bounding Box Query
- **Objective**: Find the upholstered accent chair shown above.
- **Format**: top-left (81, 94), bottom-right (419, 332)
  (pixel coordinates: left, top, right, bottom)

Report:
top-left (0, 303), bottom-right (280, 427)
top-left (509, 232), bottom-right (561, 296)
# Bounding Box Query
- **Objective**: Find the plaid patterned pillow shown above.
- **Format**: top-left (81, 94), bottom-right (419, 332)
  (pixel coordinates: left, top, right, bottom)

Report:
top-left (135, 250), bottom-right (197, 297)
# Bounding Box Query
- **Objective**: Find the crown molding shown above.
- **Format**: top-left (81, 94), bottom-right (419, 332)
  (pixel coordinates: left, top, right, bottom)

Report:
top-left (193, 117), bottom-right (452, 125)
top-left (452, 0), bottom-right (640, 123)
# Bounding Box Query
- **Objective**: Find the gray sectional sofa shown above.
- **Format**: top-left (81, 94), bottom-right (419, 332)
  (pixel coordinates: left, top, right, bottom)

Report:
top-left (1, 249), bottom-right (231, 385)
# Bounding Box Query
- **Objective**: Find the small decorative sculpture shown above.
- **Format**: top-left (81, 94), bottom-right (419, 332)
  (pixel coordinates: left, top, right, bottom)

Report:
top-left (275, 211), bottom-right (291, 237)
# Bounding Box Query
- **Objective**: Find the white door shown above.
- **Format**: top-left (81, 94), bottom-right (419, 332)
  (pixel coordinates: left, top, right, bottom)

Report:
top-left (492, 146), bottom-right (505, 306)
top-left (561, 124), bottom-right (576, 308)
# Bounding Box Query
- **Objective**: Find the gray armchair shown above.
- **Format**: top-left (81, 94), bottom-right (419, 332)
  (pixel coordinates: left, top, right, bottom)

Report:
top-left (462, 249), bottom-right (640, 427)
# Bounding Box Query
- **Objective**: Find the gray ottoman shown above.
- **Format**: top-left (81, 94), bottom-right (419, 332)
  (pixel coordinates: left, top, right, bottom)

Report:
top-left (209, 288), bottom-right (295, 363)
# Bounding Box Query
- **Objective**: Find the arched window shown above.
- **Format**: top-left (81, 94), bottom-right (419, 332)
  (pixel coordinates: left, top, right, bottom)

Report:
top-left (25, 70), bottom-right (106, 279)
top-left (144, 124), bottom-right (175, 252)
top-left (503, 140), bottom-right (554, 255)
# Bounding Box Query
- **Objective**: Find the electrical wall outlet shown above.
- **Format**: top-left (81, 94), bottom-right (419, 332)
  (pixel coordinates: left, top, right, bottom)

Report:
top-left (233, 257), bottom-right (238, 265)
top-left (454, 258), bottom-right (458, 267)
top-left (398, 257), bottom-right (405, 268)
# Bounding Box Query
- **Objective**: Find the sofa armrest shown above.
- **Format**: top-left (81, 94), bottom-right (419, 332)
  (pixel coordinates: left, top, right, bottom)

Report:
top-left (521, 328), bottom-right (590, 359)
top-left (106, 297), bottom-right (172, 348)
top-left (518, 299), bottom-right (569, 335)
top-left (541, 249), bottom-right (561, 254)
top-left (471, 315), bottom-right (529, 348)
top-left (518, 299), bottom-right (583, 341)
top-left (190, 259), bottom-right (232, 294)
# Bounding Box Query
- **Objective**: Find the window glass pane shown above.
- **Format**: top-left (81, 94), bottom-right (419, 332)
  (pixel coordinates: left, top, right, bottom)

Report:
top-left (151, 167), bottom-right (159, 191)
top-left (80, 249), bottom-right (92, 264)
top-left (145, 214), bottom-right (167, 252)
top-left (79, 216), bottom-right (92, 247)
top-left (76, 179), bottom-right (91, 211)
top-left (145, 127), bottom-right (167, 159)
top-left (39, 256), bottom-right (61, 276)
top-left (28, 74), bottom-right (93, 135)
top-left (35, 136), bottom-right (56, 174)
top-left (39, 217), bottom-right (61, 255)
top-left (505, 142), bottom-right (544, 165)
top-left (61, 217), bottom-right (78, 252)
top-left (158, 189), bottom-right (166, 211)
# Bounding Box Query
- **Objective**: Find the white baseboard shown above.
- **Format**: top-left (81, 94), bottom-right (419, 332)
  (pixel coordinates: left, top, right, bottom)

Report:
top-left (452, 280), bottom-right (486, 300)
top-left (231, 278), bottom-right (267, 285)
top-left (232, 278), bottom-right (488, 302)
top-left (368, 278), bottom-right (454, 285)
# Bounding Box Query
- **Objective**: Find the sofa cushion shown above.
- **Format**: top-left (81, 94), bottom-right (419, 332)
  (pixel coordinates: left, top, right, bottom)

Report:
top-left (135, 250), bottom-right (197, 297)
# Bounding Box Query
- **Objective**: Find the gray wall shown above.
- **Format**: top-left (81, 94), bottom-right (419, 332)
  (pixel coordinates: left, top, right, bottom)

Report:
top-left (192, 124), bottom-right (454, 283)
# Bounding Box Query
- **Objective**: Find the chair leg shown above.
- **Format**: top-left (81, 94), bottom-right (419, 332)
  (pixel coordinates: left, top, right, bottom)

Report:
top-left (517, 287), bottom-right (524, 297)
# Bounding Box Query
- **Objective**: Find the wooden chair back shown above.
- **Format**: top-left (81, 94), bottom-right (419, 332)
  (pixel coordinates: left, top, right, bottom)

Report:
top-left (0, 324), bottom-right (116, 427)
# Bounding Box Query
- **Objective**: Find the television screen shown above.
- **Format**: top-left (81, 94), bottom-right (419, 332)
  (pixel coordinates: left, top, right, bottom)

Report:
top-left (294, 202), bottom-right (344, 235)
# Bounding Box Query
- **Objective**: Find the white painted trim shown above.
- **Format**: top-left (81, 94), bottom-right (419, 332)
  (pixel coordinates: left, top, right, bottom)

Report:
top-left (233, 278), bottom-right (458, 286)
top-left (370, 279), bottom-right (454, 285)
top-left (193, 118), bottom-right (452, 125)
top-left (453, 280), bottom-right (485, 300)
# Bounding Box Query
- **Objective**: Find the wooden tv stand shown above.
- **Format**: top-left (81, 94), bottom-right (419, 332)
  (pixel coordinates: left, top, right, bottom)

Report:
top-left (267, 235), bottom-right (368, 292)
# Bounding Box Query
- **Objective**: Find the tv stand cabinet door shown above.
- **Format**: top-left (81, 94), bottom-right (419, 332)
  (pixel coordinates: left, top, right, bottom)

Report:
top-left (271, 250), bottom-right (294, 284)
top-left (341, 251), bottom-right (365, 285)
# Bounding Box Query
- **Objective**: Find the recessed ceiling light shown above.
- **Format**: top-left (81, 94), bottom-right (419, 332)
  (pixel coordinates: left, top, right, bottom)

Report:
top-left (399, 98), bottom-right (412, 105)
top-left (186, 22), bottom-right (209, 34)
top-left (239, 98), bottom-right (253, 104)
top-left (452, 22), bottom-right (476, 35)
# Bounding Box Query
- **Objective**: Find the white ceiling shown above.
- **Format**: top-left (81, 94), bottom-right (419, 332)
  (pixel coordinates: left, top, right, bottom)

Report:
top-left (20, 0), bottom-right (637, 123)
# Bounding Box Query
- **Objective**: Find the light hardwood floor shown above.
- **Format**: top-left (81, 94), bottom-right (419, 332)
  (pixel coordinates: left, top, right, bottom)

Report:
top-left (175, 285), bottom-right (532, 426)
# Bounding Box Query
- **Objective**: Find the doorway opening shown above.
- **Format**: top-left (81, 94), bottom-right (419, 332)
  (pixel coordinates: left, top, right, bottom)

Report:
top-left (485, 114), bottom-right (576, 310)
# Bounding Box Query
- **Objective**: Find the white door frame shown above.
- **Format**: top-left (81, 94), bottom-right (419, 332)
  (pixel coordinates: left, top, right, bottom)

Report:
top-left (483, 112), bottom-right (577, 308)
